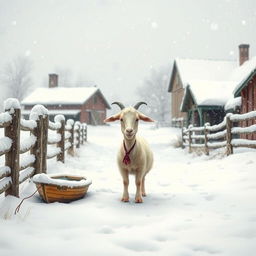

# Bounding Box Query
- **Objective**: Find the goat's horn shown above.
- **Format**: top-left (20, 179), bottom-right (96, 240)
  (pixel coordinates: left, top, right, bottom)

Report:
top-left (134, 102), bottom-right (147, 110)
top-left (111, 102), bottom-right (125, 110)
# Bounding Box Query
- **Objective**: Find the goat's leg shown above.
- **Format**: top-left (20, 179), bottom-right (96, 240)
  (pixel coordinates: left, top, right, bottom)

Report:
top-left (142, 175), bottom-right (146, 197)
top-left (135, 174), bottom-right (143, 203)
top-left (121, 169), bottom-right (129, 202)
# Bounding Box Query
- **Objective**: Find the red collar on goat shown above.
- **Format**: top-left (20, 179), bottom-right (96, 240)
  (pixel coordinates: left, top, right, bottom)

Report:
top-left (123, 140), bottom-right (136, 165)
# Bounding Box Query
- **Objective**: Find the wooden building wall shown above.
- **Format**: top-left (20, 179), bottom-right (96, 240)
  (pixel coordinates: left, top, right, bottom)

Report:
top-left (81, 92), bottom-right (107, 125)
top-left (241, 75), bottom-right (256, 140)
top-left (171, 73), bottom-right (186, 119)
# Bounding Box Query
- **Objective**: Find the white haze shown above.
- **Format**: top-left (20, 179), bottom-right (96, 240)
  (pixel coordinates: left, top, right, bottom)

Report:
top-left (0, 0), bottom-right (255, 103)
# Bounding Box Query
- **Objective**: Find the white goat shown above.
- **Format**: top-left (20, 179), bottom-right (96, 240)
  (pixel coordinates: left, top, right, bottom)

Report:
top-left (104, 102), bottom-right (154, 203)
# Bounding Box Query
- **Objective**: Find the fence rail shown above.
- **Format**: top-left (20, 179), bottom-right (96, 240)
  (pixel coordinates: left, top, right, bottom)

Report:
top-left (0, 99), bottom-right (87, 197)
top-left (182, 110), bottom-right (256, 155)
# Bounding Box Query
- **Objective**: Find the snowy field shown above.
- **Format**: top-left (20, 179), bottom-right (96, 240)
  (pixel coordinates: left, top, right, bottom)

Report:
top-left (1, 124), bottom-right (256, 256)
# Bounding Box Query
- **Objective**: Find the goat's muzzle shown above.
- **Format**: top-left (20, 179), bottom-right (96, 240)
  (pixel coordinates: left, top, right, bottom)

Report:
top-left (124, 129), bottom-right (135, 140)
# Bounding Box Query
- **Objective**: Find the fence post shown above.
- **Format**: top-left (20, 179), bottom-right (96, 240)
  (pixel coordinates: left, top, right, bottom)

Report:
top-left (29, 105), bottom-right (49, 174)
top-left (75, 122), bottom-right (80, 149)
top-left (226, 114), bottom-right (233, 156)
top-left (204, 123), bottom-right (209, 155)
top-left (188, 125), bottom-right (192, 153)
top-left (4, 103), bottom-right (21, 197)
top-left (81, 124), bottom-right (84, 145)
top-left (181, 127), bottom-right (185, 149)
top-left (84, 124), bottom-right (87, 142)
top-left (56, 117), bottom-right (65, 163)
top-left (67, 119), bottom-right (75, 156)
top-left (41, 115), bottom-right (48, 173)
top-left (31, 115), bottom-right (44, 174)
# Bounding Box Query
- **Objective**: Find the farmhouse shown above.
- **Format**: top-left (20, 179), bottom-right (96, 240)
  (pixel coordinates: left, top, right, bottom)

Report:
top-left (168, 58), bottom-right (237, 126)
top-left (21, 74), bottom-right (111, 125)
top-left (168, 44), bottom-right (256, 127)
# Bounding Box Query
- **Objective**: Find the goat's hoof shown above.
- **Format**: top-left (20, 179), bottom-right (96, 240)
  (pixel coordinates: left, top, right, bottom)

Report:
top-left (135, 197), bottom-right (143, 203)
top-left (121, 197), bottom-right (129, 202)
top-left (142, 193), bottom-right (147, 197)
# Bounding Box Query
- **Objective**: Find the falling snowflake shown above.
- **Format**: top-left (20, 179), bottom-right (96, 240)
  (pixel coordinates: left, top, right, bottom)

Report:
top-left (151, 22), bottom-right (158, 29)
top-left (12, 20), bottom-right (17, 26)
top-left (229, 50), bottom-right (234, 56)
top-left (210, 22), bottom-right (218, 31)
top-left (241, 20), bottom-right (246, 25)
top-left (25, 50), bottom-right (31, 56)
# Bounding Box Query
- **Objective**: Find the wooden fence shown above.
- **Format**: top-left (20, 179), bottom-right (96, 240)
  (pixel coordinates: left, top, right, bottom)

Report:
top-left (0, 99), bottom-right (87, 198)
top-left (182, 110), bottom-right (256, 155)
top-left (172, 118), bottom-right (185, 128)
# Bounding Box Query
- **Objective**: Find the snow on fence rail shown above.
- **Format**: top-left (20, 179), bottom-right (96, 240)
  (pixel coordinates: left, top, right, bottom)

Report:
top-left (182, 110), bottom-right (256, 156)
top-left (0, 98), bottom-right (87, 198)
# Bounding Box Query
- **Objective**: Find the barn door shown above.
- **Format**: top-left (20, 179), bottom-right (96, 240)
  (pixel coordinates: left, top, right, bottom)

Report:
top-left (89, 111), bottom-right (101, 125)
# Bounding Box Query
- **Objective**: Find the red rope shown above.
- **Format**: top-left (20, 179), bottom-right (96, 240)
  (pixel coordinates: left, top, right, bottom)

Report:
top-left (123, 140), bottom-right (136, 165)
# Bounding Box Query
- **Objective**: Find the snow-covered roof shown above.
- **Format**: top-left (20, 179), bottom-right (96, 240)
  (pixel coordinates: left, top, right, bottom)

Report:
top-left (22, 109), bottom-right (81, 116)
top-left (175, 58), bottom-right (237, 87)
top-left (187, 80), bottom-right (235, 106)
top-left (175, 57), bottom-right (256, 109)
top-left (22, 87), bottom-right (99, 105)
top-left (225, 96), bottom-right (241, 111)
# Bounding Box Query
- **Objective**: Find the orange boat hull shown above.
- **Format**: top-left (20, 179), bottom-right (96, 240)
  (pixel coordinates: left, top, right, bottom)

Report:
top-left (34, 175), bottom-right (91, 203)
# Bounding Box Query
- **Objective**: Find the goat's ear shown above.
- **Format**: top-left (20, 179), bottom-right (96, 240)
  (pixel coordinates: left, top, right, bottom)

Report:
top-left (104, 113), bottom-right (121, 123)
top-left (138, 112), bottom-right (154, 122)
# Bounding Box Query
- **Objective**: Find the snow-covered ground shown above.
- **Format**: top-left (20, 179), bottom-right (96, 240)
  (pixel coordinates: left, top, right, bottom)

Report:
top-left (1, 124), bottom-right (256, 256)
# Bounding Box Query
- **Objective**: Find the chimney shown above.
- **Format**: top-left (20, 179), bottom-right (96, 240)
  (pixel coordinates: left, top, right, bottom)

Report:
top-left (239, 44), bottom-right (250, 66)
top-left (49, 73), bottom-right (58, 88)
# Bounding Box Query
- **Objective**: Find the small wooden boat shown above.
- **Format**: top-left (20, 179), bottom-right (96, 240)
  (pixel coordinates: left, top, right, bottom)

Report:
top-left (32, 173), bottom-right (92, 203)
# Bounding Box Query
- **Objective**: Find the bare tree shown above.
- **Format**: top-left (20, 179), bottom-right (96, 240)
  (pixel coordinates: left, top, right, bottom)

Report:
top-left (1, 56), bottom-right (33, 101)
top-left (136, 65), bottom-right (171, 124)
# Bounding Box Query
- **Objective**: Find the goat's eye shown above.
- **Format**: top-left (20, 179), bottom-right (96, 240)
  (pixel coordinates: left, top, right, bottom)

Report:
top-left (136, 119), bottom-right (139, 122)
top-left (120, 118), bottom-right (123, 122)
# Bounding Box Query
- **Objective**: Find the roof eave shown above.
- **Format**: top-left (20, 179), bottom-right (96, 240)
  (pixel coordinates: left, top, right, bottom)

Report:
top-left (180, 85), bottom-right (197, 112)
top-left (97, 89), bottom-right (111, 109)
top-left (234, 68), bottom-right (256, 97)
top-left (167, 61), bottom-right (177, 92)
top-left (197, 105), bottom-right (224, 109)
top-left (22, 102), bottom-right (83, 106)
top-left (82, 88), bottom-right (111, 109)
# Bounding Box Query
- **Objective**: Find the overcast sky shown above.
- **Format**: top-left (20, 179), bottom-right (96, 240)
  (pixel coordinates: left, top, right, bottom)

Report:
top-left (0, 0), bottom-right (256, 103)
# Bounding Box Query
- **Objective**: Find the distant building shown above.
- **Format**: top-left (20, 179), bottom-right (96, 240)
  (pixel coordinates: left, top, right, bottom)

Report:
top-left (168, 44), bottom-right (256, 127)
top-left (168, 58), bottom-right (237, 126)
top-left (21, 74), bottom-right (111, 125)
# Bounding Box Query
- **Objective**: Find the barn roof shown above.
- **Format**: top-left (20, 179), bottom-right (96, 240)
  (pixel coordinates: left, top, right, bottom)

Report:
top-left (22, 87), bottom-right (111, 108)
top-left (22, 109), bottom-right (81, 116)
top-left (180, 80), bottom-right (235, 112)
top-left (168, 58), bottom-right (237, 92)
top-left (232, 56), bottom-right (256, 97)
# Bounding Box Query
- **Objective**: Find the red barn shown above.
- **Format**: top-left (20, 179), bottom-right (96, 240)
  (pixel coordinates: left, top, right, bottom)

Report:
top-left (21, 74), bottom-right (111, 125)
top-left (234, 45), bottom-right (256, 139)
